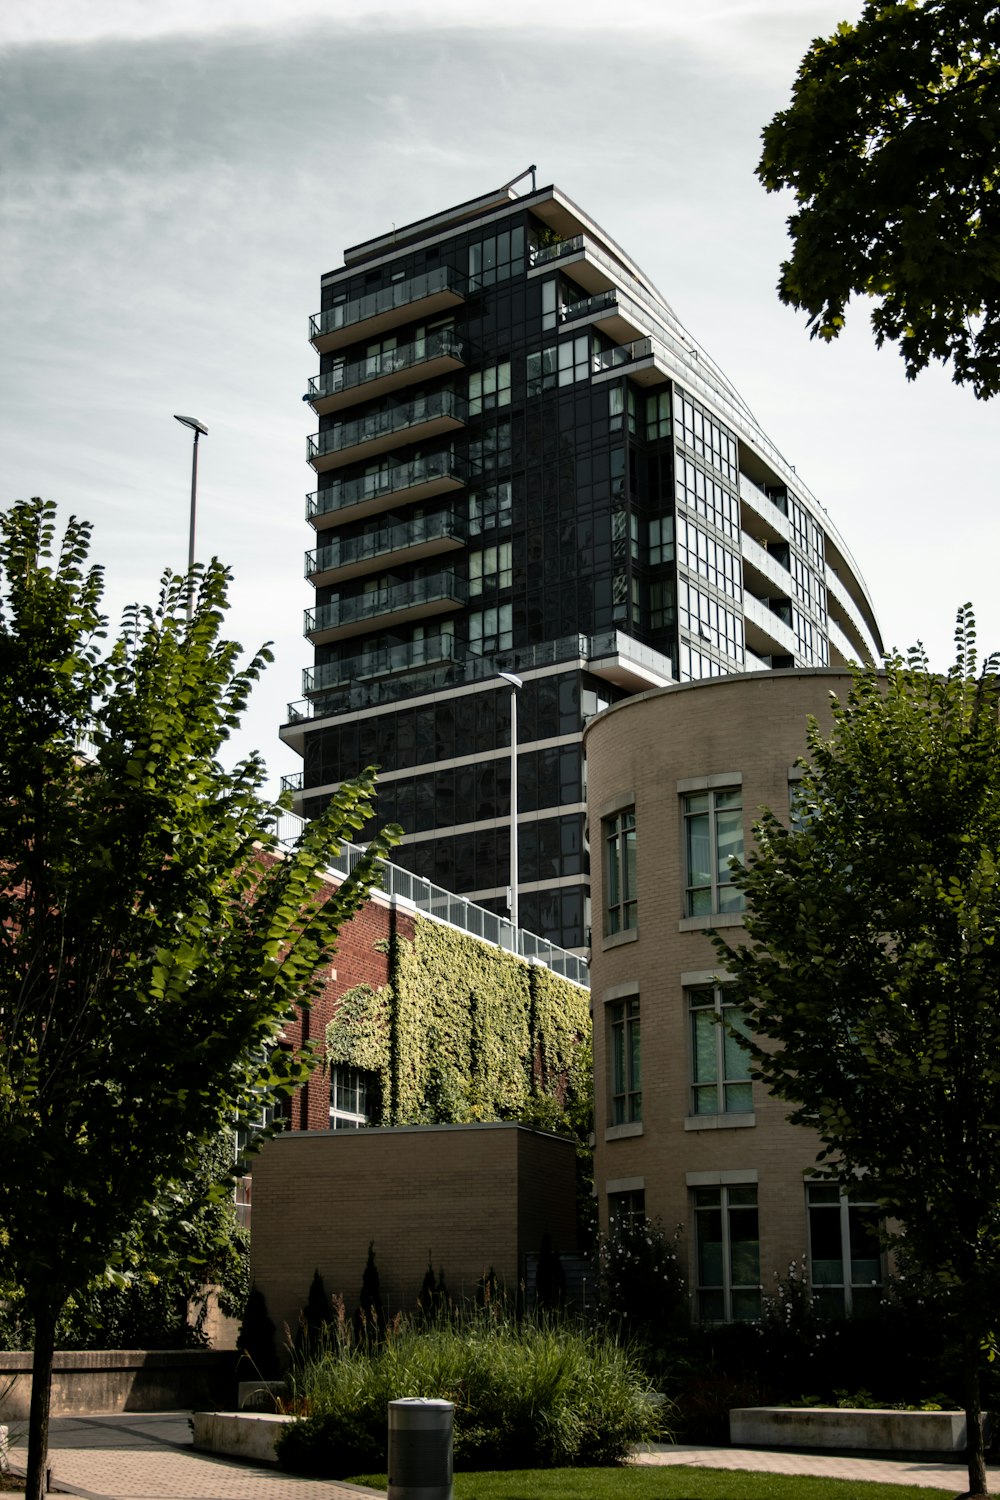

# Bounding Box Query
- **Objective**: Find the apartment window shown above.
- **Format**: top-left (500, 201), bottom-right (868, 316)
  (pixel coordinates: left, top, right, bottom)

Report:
top-left (807, 1185), bottom-right (883, 1317)
top-left (469, 481), bottom-right (513, 535)
top-left (468, 226), bottom-right (525, 286)
top-left (330, 1065), bottom-right (369, 1129)
top-left (694, 1185), bottom-right (760, 1322)
top-left (678, 578), bottom-right (744, 667)
top-left (604, 807), bottom-right (637, 934)
top-left (649, 578), bottom-right (676, 632)
top-left (676, 515), bottom-right (742, 603)
top-left (689, 986), bottom-right (752, 1115)
top-left (683, 787), bottom-right (744, 916)
top-left (610, 997), bottom-right (641, 1124)
top-left (649, 515), bottom-right (674, 566)
top-left (645, 391), bottom-right (672, 440)
top-left (469, 542), bottom-right (512, 595)
top-left (469, 361), bottom-right (511, 415)
top-left (468, 419), bottom-right (511, 474)
top-left (541, 278), bottom-right (558, 330)
top-left (468, 603), bottom-right (512, 652)
top-left (609, 1188), bottom-right (645, 1228)
top-left (526, 335), bottom-right (590, 396)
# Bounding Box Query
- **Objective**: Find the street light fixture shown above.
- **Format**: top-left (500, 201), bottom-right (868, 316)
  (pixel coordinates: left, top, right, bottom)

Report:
top-left (497, 670), bottom-right (523, 946)
top-left (173, 414), bottom-right (208, 620)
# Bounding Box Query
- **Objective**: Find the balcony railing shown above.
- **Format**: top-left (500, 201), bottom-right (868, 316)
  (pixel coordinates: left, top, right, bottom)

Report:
top-left (305, 571), bottom-right (467, 643)
top-left (290, 629), bottom-right (674, 720)
top-left (560, 289), bottom-right (619, 324)
top-left (263, 807), bottom-right (589, 986)
top-left (305, 512), bottom-right (467, 584)
top-left (310, 267), bottom-right (468, 350)
top-left (306, 452), bottom-right (471, 524)
top-left (308, 330), bottom-right (467, 408)
top-left (308, 390), bottom-right (467, 470)
top-left (529, 233), bottom-right (586, 268)
top-left (302, 632), bottom-right (469, 697)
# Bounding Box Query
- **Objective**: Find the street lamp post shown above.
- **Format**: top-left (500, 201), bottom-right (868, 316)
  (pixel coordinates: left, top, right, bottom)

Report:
top-left (173, 414), bottom-right (208, 619)
top-left (497, 671), bottom-right (523, 946)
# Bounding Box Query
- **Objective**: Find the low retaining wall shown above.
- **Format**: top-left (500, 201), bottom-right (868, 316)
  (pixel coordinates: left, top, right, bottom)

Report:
top-left (0, 1350), bottom-right (237, 1419)
top-left (730, 1406), bottom-right (978, 1453)
top-left (192, 1411), bottom-right (293, 1464)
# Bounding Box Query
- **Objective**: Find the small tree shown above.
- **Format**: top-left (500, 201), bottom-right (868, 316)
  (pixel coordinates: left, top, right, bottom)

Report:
top-left (717, 609), bottom-right (1000, 1498)
top-left (0, 499), bottom-right (399, 1500)
top-left (356, 1241), bottom-right (385, 1344)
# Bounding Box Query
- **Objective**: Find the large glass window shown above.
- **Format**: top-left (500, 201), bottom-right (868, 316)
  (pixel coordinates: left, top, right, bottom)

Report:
top-left (689, 985), bottom-right (752, 1115)
top-left (329, 1065), bottom-right (369, 1130)
top-left (468, 226), bottom-right (525, 286)
top-left (604, 807), bottom-right (637, 934)
top-left (526, 335), bottom-right (591, 395)
top-left (468, 603), bottom-right (512, 652)
top-left (807, 1185), bottom-right (883, 1317)
top-left (469, 481), bottom-right (513, 535)
top-left (469, 542), bottom-right (512, 596)
top-left (683, 787), bottom-right (744, 916)
top-left (469, 362), bottom-right (511, 415)
top-left (673, 387), bottom-right (739, 484)
top-left (645, 391), bottom-right (672, 440)
top-left (694, 1185), bottom-right (760, 1322)
top-left (610, 996), bottom-right (641, 1125)
top-left (677, 515), bottom-right (742, 603)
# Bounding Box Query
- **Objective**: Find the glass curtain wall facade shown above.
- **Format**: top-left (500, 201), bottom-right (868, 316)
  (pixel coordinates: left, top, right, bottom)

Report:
top-left (282, 183), bottom-right (882, 951)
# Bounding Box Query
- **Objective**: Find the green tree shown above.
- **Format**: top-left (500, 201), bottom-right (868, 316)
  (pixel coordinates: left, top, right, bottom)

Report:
top-left (0, 498), bottom-right (399, 1500)
top-left (758, 0), bottom-right (1000, 398)
top-left (716, 609), bottom-right (1000, 1497)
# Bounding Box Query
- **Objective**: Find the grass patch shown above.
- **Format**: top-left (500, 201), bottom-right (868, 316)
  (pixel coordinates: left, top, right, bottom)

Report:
top-left (347, 1467), bottom-right (948, 1500)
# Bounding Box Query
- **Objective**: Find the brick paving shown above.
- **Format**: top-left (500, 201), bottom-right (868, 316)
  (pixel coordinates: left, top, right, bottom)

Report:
top-left (6, 1413), bottom-right (999, 1497)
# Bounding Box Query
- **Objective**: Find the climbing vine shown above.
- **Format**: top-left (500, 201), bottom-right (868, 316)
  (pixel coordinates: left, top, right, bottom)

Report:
top-left (325, 922), bottom-right (590, 1128)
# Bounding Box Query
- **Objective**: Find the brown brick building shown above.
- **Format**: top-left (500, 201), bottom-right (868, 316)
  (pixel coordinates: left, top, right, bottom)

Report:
top-left (585, 668), bottom-right (884, 1322)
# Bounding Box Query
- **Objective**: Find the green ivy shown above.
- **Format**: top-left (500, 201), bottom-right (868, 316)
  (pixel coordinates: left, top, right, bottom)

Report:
top-left (325, 923), bottom-right (590, 1128)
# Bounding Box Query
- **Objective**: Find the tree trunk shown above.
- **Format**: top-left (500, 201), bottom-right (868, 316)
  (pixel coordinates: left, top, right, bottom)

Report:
top-left (24, 1303), bottom-right (59, 1500)
top-left (963, 1320), bottom-right (989, 1498)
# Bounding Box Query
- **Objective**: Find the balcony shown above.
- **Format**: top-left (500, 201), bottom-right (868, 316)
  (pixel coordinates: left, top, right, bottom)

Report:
top-left (304, 571), bottom-right (468, 645)
top-left (306, 512), bottom-right (468, 588)
top-left (308, 390), bottom-right (467, 474)
top-left (307, 452), bottom-right (470, 529)
top-left (559, 287), bottom-right (647, 345)
top-left (302, 632), bottom-right (472, 699)
top-left (310, 267), bottom-right (468, 353)
top-left (742, 590), bottom-right (801, 661)
top-left (307, 331), bottom-right (468, 415)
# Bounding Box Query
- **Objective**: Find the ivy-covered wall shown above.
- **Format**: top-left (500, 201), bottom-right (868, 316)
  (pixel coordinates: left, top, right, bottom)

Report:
top-left (325, 918), bottom-right (590, 1127)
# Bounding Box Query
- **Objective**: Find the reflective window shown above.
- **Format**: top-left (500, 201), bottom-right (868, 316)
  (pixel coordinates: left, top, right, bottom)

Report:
top-left (469, 542), bottom-right (512, 596)
top-left (610, 996), bottom-right (642, 1124)
top-left (807, 1185), bottom-right (883, 1318)
top-left (683, 787), bottom-right (744, 917)
top-left (469, 361), bottom-right (511, 415)
top-left (468, 225), bottom-right (525, 286)
top-left (673, 387), bottom-right (738, 484)
top-left (695, 1185), bottom-right (760, 1322)
top-left (688, 985), bottom-right (752, 1115)
top-left (604, 807), bottom-right (637, 934)
top-left (329, 1065), bottom-right (369, 1130)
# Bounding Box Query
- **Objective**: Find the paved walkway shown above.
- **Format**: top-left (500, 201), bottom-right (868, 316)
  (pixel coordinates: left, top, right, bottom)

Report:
top-left (5, 1413), bottom-right (1000, 1497)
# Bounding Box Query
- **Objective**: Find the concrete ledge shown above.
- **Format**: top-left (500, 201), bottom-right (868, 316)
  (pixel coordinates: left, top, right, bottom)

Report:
top-left (192, 1411), bottom-right (295, 1464)
top-left (0, 1350), bottom-right (237, 1419)
top-left (730, 1406), bottom-right (977, 1453)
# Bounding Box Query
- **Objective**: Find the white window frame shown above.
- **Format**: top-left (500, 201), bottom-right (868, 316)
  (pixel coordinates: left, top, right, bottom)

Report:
top-left (329, 1064), bottom-right (369, 1130)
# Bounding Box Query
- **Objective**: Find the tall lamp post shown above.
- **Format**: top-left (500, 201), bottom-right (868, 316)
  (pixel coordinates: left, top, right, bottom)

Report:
top-left (497, 671), bottom-right (523, 947)
top-left (173, 414), bottom-right (208, 619)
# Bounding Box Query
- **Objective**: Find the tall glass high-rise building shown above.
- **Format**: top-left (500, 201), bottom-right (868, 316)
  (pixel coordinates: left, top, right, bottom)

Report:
top-left (281, 181), bottom-right (882, 952)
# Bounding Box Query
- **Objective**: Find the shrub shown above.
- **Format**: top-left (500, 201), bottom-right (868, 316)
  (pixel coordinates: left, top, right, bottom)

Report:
top-left (276, 1315), bottom-right (667, 1476)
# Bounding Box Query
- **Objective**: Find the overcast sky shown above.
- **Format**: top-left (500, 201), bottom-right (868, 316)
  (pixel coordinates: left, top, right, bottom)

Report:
top-left (3, 0), bottom-right (996, 797)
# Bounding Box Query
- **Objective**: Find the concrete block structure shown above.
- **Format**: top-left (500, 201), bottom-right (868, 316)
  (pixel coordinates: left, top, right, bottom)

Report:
top-left (585, 668), bottom-right (885, 1323)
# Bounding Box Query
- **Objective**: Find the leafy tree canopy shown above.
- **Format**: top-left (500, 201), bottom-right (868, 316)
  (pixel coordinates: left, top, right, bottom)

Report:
top-left (0, 498), bottom-right (399, 1500)
top-left (758, 0), bottom-right (1000, 397)
top-left (716, 607), bottom-right (1000, 1495)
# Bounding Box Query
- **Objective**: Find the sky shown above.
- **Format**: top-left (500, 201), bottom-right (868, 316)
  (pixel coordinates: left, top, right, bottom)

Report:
top-left (3, 0), bottom-right (997, 798)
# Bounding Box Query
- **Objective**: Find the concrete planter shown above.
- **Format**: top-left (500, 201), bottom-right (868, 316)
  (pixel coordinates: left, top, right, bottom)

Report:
top-left (730, 1405), bottom-right (983, 1453)
top-left (192, 1411), bottom-right (295, 1465)
top-left (0, 1350), bottom-right (237, 1419)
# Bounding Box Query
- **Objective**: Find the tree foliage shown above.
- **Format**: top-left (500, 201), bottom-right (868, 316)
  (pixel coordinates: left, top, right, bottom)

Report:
top-left (716, 607), bottom-right (1000, 1495)
top-left (758, 0), bottom-right (1000, 398)
top-left (0, 498), bottom-right (398, 1500)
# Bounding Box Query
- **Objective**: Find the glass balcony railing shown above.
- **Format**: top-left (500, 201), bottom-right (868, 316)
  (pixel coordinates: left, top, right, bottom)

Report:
top-left (308, 390), bottom-right (466, 466)
top-left (310, 267), bottom-right (468, 345)
top-left (529, 233), bottom-right (586, 268)
top-left (308, 331), bottom-right (467, 404)
top-left (305, 512), bottom-right (467, 580)
top-left (289, 629), bottom-right (674, 721)
top-left (560, 289), bottom-right (620, 324)
top-left (307, 452), bottom-right (471, 522)
top-left (302, 632), bottom-right (469, 698)
top-left (305, 571), bottom-right (467, 639)
top-left (280, 770), bottom-right (304, 792)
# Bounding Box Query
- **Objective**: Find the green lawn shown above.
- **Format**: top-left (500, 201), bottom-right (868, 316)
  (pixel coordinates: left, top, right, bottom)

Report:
top-left (345, 1466), bottom-right (948, 1500)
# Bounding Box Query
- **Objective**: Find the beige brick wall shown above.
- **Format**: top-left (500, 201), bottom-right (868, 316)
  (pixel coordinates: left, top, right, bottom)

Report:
top-left (251, 1123), bottom-right (577, 1341)
top-left (584, 669), bottom-right (854, 1301)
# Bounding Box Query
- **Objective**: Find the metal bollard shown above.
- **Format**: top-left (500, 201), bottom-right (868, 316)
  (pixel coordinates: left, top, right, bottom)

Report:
top-left (387, 1397), bottom-right (454, 1500)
